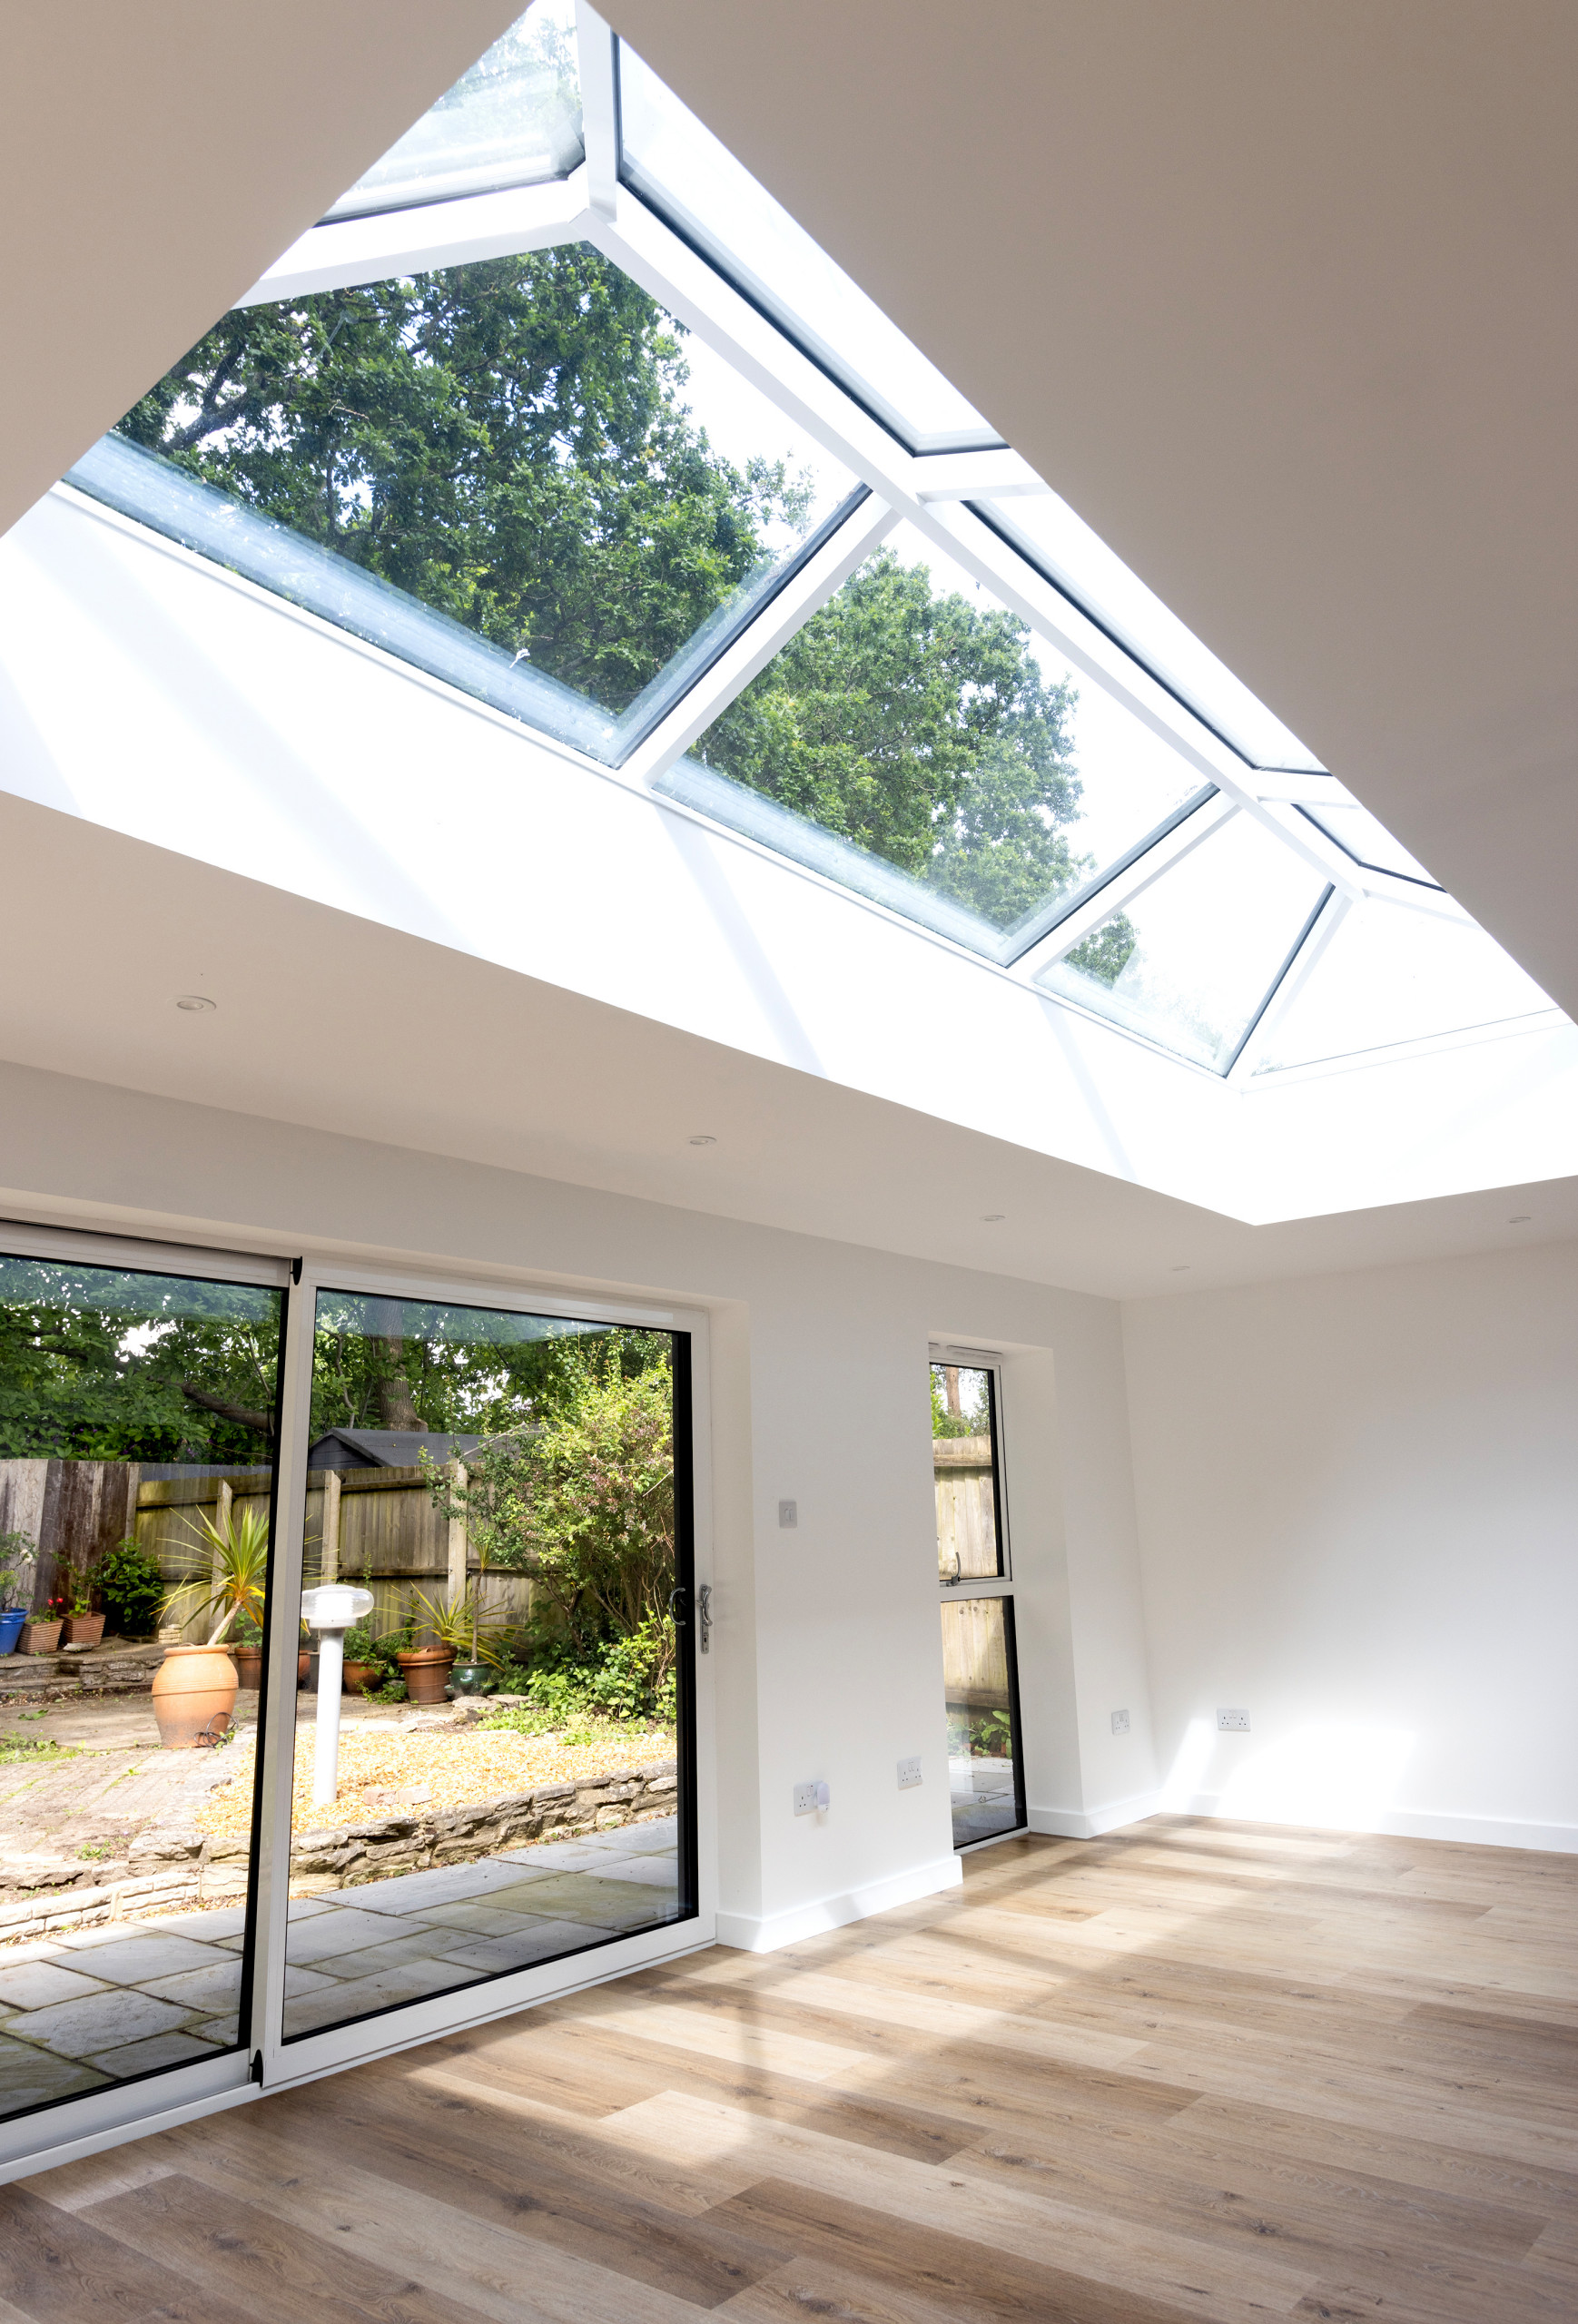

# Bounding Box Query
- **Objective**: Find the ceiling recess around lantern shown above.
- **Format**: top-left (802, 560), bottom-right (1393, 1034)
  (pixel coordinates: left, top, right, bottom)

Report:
top-left (52, 0), bottom-right (1565, 1093)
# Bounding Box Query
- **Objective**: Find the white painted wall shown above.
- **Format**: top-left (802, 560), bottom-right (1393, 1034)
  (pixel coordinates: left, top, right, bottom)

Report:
top-left (0, 1058), bottom-right (1158, 1945)
top-left (1123, 1242), bottom-right (1578, 1851)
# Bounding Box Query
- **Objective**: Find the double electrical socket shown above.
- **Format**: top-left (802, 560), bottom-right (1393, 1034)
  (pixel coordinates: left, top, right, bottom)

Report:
top-left (794, 1780), bottom-right (830, 1815)
top-left (1110, 1709), bottom-right (1130, 1735)
top-left (1217, 1707), bottom-right (1251, 1731)
top-left (897, 1756), bottom-right (922, 1789)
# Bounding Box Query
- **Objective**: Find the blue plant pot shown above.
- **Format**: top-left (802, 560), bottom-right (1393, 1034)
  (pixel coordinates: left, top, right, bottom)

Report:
top-left (0, 1610), bottom-right (27, 1656)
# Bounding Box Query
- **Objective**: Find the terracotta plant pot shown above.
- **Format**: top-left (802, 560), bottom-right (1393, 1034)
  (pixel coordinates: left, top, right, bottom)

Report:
top-left (231, 1646), bottom-right (263, 1692)
top-left (342, 1660), bottom-right (382, 1696)
top-left (18, 1620), bottom-right (62, 1656)
top-left (395, 1646), bottom-right (456, 1706)
top-left (62, 1613), bottom-right (104, 1649)
top-left (151, 1643), bottom-right (239, 1748)
top-left (298, 1650), bottom-right (311, 1687)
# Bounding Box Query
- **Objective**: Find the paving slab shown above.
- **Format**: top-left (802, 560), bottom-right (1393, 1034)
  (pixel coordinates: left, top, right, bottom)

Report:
top-left (414, 1901), bottom-right (557, 1938)
top-left (284, 1906), bottom-right (436, 1965)
top-left (138, 1963), bottom-right (251, 2013)
top-left (86, 2030), bottom-right (222, 2077)
top-left (436, 1919), bottom-right (619, 1975)
top-left (309, 1931), bottom-right (471, 1980)
top-left (53, 1934), bottom-right (230, 1984)
top-left (477, 1875), bottom-right (672, 1931)
top-left (332, 1860), bottom-right (544, 1916)
top-left (9, 1987), bottom-right (192, 2058)
top-left (0, 2034), bottom-right (107, 2111)
top-left (0, 1960), bottom-right (107, 2012)
top-left (577, 1853), bottom-right (680, 1888)
top-left (194, 2014), bottom-right (239, 2045)
top-left (281, 1955), bottom-right (487, 2037)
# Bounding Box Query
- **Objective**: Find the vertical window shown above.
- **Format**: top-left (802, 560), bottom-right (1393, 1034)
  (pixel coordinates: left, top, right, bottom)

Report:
top-left (932, 1354), bottom-right (1025, 1847)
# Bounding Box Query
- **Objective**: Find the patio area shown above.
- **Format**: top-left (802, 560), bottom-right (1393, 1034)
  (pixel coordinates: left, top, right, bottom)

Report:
top-left (0, 1813), bottom-right (680, 2105)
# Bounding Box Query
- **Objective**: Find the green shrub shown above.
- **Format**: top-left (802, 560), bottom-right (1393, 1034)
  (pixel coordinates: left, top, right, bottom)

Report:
top-left (95, 1538), bottom-right (165, 1640)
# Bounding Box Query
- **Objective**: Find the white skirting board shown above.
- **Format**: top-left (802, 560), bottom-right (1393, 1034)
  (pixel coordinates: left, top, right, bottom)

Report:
top-left (1033, 1793), bottom-right (1578, 1856)
top-left (715, 1851), bottom-right (963, 1952)
top-left (1028, 1792), bottom-right (1161, 1839)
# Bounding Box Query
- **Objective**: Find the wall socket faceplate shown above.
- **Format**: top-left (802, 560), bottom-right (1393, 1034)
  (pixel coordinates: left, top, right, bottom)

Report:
top-left (778, 1500), bottom-right (798, 1528)
top-left (794, 1780), bottom-right (830, 1815)
top-left (1110, 1709), bottom-right (1130, 1735)
top-left (1217, 1708), bottom-right (1251, 1732)
top-left (897, 1756), bottom-right (922, 1789)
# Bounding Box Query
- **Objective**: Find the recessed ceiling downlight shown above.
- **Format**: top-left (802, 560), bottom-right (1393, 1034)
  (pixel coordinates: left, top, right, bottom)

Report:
top-left (688, 1134), bottom-right (717, 1147)
top-left (981, 1213), bottom-right (1005, 1223)
top-left (175, 996), bottom-right (216, 1012)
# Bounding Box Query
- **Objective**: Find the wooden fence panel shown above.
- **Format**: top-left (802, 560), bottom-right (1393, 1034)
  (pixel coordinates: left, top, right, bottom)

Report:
top-left (933, 1436), bottom-right (997, 1581)
top-left (940, 1597), bottom-right (1011, 1711)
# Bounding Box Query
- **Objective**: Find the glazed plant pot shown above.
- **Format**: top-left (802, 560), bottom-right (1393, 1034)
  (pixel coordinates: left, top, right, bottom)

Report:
top-left (395, 1646), bottom-right (456, 1706)
top-left (342, 1660), bottom-right (382, 1696)
top-left (449, 1662), bottom-right (493, 1696)
top-left (231, 1646), bottom-right (263, 1692)
top-left (19, 1620), bottom-right (62, 1656)
top-left (0, 1610), bottom-right (25, 1655)
top-left (62, 1613), bottom-right (104, 1649)
top-left (151, 1643), bottom-right (239, 1748)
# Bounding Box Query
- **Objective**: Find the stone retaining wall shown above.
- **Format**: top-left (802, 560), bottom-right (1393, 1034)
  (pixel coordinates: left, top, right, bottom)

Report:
top-left (0, 1756), bottom-right (678, 1943)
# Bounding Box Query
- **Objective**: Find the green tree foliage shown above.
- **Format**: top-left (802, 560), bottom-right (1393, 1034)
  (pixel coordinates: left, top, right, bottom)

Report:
top-left (701, 550), bottom-right (1088, 931)
top-left (120, 246), bottom-right (1137, 947)
top-left (309, 1301), bottom-right (666, 1443)
top-left (120, 248), bottom-right (802, 716)
top-left (427, 1339), bottom-right (676, 1672)
top-left (0, 1263), bottom-right (281, 1462)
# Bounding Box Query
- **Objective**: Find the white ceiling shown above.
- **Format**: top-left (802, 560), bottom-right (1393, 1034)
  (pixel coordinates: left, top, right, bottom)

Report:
top-left (2, 1), bottom-right (1575, 1298)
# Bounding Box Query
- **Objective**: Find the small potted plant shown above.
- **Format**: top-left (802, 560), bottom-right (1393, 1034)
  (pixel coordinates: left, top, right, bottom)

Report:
top-left (62, 1566), bottom-right (104, 1649)
top-left (230, 1610), bottom-right (264, 1693)
top-left (20, 1596), bottom-right (65, 1656)
top-left (396, 1593), bottom-right (471, 1705)
top-left (339, 1620), bottom-right (380, 1695)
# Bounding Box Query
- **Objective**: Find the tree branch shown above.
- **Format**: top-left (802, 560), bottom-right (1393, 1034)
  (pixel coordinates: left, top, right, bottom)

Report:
top-left (180, 1382), bottom-right (274, 1437)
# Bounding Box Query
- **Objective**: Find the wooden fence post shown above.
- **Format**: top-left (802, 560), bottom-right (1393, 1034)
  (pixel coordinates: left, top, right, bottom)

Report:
top-left (446, 1462), bottom-right (468, 1607)
top-left (321, 1469), bottom-right (341, 1584)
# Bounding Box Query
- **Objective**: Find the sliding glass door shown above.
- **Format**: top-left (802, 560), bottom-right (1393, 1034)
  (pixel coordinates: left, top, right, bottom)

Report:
top-left (932, 1350), bottom-right (1026, 1847)
top-left (0, 1229), bottom-right (290, 2162)
top-left (0, 1227), bottom-right (704, 2163)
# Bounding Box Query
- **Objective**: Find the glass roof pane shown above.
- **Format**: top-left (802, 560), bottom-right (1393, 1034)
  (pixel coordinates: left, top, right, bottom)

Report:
top-left (324, 1), bottom-right (584, 221)
top-left (71, 247), bottom-right (859, 767)
top-left (1038, 812), bottom-right (1329, 1071)
top-left (1297, 800), bottom-right (1440, 887)
top-left (658, 520), bottom-right (1209, 960)
top-left (618, 45), bottom-right (999, 455)
top-left (981, 488), bottom-right (1325, 773)
top-left (1255, 903), bottom-right (1559, 1073)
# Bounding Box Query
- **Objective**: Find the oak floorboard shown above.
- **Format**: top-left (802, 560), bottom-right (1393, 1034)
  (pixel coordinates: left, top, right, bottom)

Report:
top-left (80, 2172), bottom-right (497, 2324)
top-left (1, 1815), bottom-right (1571, 2324)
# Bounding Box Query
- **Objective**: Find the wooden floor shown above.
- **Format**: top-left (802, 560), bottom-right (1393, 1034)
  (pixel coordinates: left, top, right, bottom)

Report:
top-left (2, 1816), bottom-right (1575, 2322)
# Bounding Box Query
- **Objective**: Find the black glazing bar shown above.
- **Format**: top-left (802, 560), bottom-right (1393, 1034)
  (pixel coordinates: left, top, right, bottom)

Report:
top-left (671, 1331), bottom-right (700, 1922)
top-left (984, 1370), bottom-right (1006, 1579)
top-left (965, 500), bottom-right (1331, 780)
top-left (1221, 883), bottom-right (1336, 1078)
top-left (1001, 1595), bottom-right (1029, 1838)
top-left (610, 483), bottom-right (873, 765)
top-left (1292, 803), bottom-right (1445, 892)
top-left (1001, 785), bottom-right (1219, 968)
